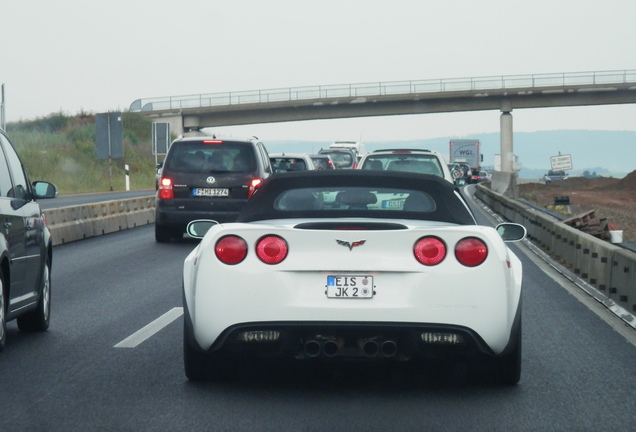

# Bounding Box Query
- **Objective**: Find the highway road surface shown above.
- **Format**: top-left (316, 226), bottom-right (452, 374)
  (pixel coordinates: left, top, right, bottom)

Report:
top-left (1, 194), bottom-right (635, 431)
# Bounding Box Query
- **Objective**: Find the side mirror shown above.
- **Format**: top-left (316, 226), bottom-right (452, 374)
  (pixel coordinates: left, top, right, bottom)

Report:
top-left (33, 181), bottom-right (58, 199)
top-left (496, 223), bottom-right (527, 242)
top-left (187, 219), bottom-right (219, 239)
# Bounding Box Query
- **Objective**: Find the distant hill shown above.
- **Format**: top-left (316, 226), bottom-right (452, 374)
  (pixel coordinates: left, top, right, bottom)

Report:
top-left (265, 130), bottom-right (636, 179)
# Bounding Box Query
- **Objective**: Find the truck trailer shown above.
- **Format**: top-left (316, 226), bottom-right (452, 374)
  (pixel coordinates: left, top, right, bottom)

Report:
top-left (449, 139), bottom-right (483, 183)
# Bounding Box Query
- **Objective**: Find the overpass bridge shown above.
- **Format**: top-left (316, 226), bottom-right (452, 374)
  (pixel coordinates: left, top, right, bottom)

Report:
top-left (130, 69), bottom-right (636, 193)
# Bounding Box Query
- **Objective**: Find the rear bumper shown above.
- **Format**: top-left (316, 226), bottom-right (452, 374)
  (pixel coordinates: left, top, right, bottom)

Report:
top-left (183, 276), bottom-right (523, 361)
top-left (185, 315), bottom-right (521, 362)
top-left (155, 207), bottom-right (241, 231)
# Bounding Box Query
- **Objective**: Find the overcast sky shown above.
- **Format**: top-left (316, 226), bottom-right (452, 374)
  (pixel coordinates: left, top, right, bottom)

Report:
top-left (2, 0), bottom-right (636, 142)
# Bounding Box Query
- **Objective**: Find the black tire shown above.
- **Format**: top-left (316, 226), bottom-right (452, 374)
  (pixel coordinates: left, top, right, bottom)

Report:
top-left (184, 331), bottom-right (211, 381)
top-left (494, 320), bottom-right (522, 385)
top-left (17, 260), bottom-right (51, 332)
top-left (0, 268), bottom-right (6, 351)
top-left (184, 323), bottom-right (236, 382)
top-left (468, 319), bottom-right (521, 386)
top-left (155, 225), bottom-right (173, 243)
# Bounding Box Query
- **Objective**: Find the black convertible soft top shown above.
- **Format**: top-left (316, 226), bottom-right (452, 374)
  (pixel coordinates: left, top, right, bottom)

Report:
top-left (237, 170), bottom-right (476, 225)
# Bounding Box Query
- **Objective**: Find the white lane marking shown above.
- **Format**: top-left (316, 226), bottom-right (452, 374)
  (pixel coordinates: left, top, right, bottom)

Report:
top-left (114, 307), bottom-right (184, 348)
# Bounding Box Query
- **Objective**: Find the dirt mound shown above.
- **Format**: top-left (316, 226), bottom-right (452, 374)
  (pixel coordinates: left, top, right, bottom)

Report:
top-left (615, 170), bottom-right (636, 191)
top-left (558, 176), bottom-right (620, 190)
top-left (517, 171), bottom-right (636, 242)
top-left (561, 177), bottom-right (602, 189)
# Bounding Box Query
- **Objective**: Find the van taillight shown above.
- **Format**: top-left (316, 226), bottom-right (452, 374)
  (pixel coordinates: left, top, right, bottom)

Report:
top-left (158, 177), bottom-right (174, 199)
top-left (248, 178), bottom-right (263, 198)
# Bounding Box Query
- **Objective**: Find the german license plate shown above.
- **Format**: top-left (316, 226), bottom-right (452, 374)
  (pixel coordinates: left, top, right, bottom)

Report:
top-left (326, 275), bottom-right (373, 298)
top-left (381, 199), bottom-right (405, 209)
top-left (193, 188), bottom-right (229, 197)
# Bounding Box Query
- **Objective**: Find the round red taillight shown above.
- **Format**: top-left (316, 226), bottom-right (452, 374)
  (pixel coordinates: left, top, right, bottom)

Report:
top-left (215, 236), bottom-right (248, 265)
top-left (413, 236), bottom-right (446, 266)
top-left (256, 235), bottom-right (288, 264)
top-left (455, 237), bottom-right (488, 267)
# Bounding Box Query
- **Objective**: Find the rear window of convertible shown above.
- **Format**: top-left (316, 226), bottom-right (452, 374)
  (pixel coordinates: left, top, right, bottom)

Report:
top-left (274, 187), bottom-right (437, 212)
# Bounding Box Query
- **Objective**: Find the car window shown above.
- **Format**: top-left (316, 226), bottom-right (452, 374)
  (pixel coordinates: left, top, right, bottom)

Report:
top-left (363, 154), bottom-right (444, 177)
top-left (310, 158), bottom-right (328, 170)
top-left (0, 133), bottom-right (29, 199)
top-left (320, 151), bottom-right (353, 168)
top-left (257, 143), bottom-right (272, 174)
top-left (166, 142), bottom-right (256, 173)
top-left (271, 157), bottom-right (308, 172)
top-left (274, 187), bottom-right (436, 212)
top-left (0, 136), bottom-right (14, 198)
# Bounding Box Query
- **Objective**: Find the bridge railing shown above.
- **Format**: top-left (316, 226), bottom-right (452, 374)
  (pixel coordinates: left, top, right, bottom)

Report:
top-left (129, 69), bottom-right (636, 113)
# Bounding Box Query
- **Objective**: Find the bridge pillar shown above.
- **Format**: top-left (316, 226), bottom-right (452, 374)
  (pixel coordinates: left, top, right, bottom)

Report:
top-left (491, 108), bottom-right (518, 198)
top-left (500, 111), bottom-right (513, 172)
top-left (183, 115), bottom-right (201, 132)
top-left (152, 114), bottom-right (185, 137)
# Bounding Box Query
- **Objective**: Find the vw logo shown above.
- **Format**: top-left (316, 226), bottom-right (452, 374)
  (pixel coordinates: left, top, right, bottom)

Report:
top-left (206, 176), bottom-right (216, 185)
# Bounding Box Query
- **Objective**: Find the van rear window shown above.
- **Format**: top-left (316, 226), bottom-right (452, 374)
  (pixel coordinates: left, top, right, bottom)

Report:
top-left (167, 142), bottom-right (256, 173)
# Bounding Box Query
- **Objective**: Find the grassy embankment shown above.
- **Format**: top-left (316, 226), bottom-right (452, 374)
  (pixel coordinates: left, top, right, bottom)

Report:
top-left (6, 111), bottom-right (158, 195)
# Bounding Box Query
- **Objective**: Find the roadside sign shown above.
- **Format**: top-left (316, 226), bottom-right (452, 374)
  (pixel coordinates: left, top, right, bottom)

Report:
top-left (96, 112), bottom-right (123, 159)
top-left (96, 112), bottom-right (123, 191)
top-left (550, 154), bottom-right (573, 171)
top-left (152, 122), bottom-right (171, 155)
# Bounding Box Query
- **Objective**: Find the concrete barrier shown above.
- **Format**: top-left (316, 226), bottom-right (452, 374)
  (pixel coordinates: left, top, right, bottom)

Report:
top-left (610, 249), bottom-right (636, 310)
top-left (475, 183), bottom-right (636, 317)
top-left (573, 233), bottom-right (614, 292)
top-left (44, 196), bottom-right (156, 246)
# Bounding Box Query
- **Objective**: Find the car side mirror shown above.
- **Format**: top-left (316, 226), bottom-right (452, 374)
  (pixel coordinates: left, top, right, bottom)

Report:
top-left (33, 181), bottom-right (58, 199)
top-left (496, 223), bottom-right (527, 242)
top-left (187, 219), bottom-right (219, 239)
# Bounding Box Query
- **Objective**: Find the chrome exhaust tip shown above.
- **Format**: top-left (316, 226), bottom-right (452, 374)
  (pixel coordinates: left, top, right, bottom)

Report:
top-left (380, 340), bottom-right (398, 358)
top-left (322, 339), bottom-right (342, 357)
top-left (359, 338), bottom-right (380, 357)
top-left (303, 340), bottom-right (321, 358)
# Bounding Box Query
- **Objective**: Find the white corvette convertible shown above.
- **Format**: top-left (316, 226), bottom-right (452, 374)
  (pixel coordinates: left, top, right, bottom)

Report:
top-left (183, 170), bottom-right (526, 384)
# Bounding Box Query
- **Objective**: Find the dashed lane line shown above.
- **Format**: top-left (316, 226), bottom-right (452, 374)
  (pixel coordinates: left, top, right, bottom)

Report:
top-left (114, 307), bottom-right (184, 348)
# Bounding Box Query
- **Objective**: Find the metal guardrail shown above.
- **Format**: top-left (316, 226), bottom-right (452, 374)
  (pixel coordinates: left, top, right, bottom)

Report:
top-left (475, 184), bottom-right (636, 328)
top-left (129, 69), bottom-right (636, 112)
